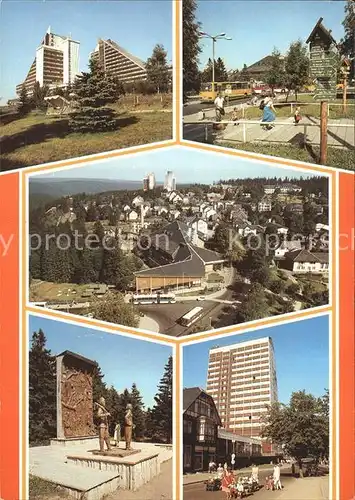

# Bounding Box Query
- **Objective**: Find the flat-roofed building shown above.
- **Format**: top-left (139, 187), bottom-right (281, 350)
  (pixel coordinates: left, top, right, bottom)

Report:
top-left (16, 27), bottom-right (80, 95)
top-left (206, 337), bottom-right (278, 454)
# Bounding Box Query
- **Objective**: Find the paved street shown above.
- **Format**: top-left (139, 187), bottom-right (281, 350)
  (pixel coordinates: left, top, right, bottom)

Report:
top-left (183, 97), bottom-right (250, 116)
top-left (217, 117), bottom-right (355, 149)
top-left (184, 469), bottom-right (329, 500)
top-left (184, 116), bottom-right (354, 149)
top-left (107, 460), bottom-right (173, 500)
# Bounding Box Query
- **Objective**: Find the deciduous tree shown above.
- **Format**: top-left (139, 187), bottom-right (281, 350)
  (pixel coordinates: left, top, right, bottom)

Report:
top-left (262, 390), bottom-right (329, 476)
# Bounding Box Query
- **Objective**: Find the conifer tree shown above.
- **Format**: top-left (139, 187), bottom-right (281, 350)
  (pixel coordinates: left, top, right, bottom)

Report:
top-left (29, 330), bottom-right (56, 444)
top-left (130, 383), bottom-right (146, 440)
top-left (150, 356), bottom-right (173, 443)
top-left (18, 85), bottom-right (32, 116)
top-left (146, 44), bottom-right (170, 93)
top-left (69, 58), bottom-right (120, 133)
top-left (183, 0), bottom-right (201, 99)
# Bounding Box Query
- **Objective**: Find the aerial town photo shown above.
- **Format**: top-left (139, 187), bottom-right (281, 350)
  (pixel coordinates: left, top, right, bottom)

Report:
top-left (183, 0), bottom-right (354, 170)
top-left (28, 146), bottom-right (330, 337)
top-left (0, 1), bottom-right (172, 171)
top-left (182, 315), bottom-right (330, 499)
top-left (28, 314), bottom-right (173, 500)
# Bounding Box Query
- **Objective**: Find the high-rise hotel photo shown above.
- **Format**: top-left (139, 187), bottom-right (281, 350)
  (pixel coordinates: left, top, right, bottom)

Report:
top-left (0, 1), bottom-right (173, 171)
top-left (182, 315), bottom-right (330, 499)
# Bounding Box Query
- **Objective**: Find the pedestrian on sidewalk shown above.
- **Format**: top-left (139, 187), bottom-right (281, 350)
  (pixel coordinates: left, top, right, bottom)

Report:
top-left (273, 463), bottom-right (282, 490)
top-left (214, 92), bottom-right (225, 122)
top-left (208, 460), bottom-right (216, 473)
top-left (251, 463), bottom-right (259, 483)
top-left (221, 468), bottom-right (234, 500)
top-left (294, 106), bottom-right (302, 125)
top-left (260, 93), bottom-right (276, 130)
top-left (217, 463), bottom-right (224, 478)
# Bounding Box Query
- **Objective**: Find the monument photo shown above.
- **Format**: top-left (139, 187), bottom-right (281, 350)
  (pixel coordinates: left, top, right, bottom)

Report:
top-left (28, 315), bottom-right (173, 500)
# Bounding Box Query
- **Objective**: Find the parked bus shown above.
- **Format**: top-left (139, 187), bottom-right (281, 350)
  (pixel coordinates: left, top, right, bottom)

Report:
top-left (199, 82), bottom-right (252, 103)
top-left (132, 293), bottom-right (176, 305)
top-left (179, 306), bottom-right (204, 327)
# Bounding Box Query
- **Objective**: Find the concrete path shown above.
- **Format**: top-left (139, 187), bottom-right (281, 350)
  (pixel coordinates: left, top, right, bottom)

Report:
top-left (139, 314), bottom-right (160, 332)
top-left (105, 459), bottom-right (173, 500)
top-left (30, 441), bottom-right (172, 496)
top-left (277, 475), bottom-right (329, 500)
top-left (217, 117), bottom-right (354, 149)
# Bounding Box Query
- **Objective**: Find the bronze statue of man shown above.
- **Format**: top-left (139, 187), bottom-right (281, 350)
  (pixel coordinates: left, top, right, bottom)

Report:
top-left (124, 403), bottom-right (133, 450)
top-left (96, 397), bottom-right (111, 452)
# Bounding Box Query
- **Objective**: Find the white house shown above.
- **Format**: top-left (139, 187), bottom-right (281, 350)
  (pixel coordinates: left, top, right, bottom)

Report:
top-left (264, 185), bottom-right (277, 194)
top-left (258, 197), bottom-right (272, 212)
top-left (203, 207), bottom-right (217, 220)
top-left (132, 196), bottom-right (144, 208)
top-left (274, 240), bottom-right (302, 258)
top-left (283, 249), bottom-right (329, 273)
top-left (123, 204), bottom-right (131, 212)
top-left (188, 218), bottom-right (209, 239)
top-left (127, 210), bottom-right (139, 221)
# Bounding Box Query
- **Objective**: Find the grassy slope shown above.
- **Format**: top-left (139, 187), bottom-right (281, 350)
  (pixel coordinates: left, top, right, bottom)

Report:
top-left (1, 109), bottom-right (172, 170)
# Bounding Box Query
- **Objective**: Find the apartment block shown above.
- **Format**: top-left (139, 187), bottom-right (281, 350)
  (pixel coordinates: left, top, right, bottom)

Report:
top-left (164, 170), bottom-right (176, 192)
top-left (206, 337), bottom-right (278, 453)
top-left (91, 39), bottom-right (147, 83)
top-left (16, 27), bottom-right (80, 95)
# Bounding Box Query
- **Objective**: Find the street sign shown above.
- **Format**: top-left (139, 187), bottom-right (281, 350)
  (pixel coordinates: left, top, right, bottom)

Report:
top-left (307, 18), bottom-right (338, 103)
top-left (313, 77), bottom-right (337, 101)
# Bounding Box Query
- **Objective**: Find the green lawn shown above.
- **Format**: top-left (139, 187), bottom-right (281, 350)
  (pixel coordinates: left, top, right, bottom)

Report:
top-left (1, 109), bottom-right (172, 171)
top-left (29, 475), bottom-right (69, 499)
top-left (219, 142), bottom-right (355, 171)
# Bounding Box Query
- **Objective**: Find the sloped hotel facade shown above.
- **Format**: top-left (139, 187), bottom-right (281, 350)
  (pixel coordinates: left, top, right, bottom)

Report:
top-left (91, 38), bottom-right (147, 83)
top-left (134, 220), bottom-right (227, 292)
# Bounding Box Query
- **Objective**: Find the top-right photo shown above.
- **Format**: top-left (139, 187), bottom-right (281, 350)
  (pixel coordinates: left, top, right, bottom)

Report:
top-left (183, 0), bottom-right (355, 171)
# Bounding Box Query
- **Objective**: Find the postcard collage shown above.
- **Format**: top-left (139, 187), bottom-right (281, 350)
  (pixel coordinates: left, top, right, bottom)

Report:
top-left (0, 1), bottom-right (354, 499)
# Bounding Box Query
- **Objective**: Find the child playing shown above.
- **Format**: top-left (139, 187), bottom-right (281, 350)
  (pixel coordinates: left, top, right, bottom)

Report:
top-left (231, 107), bottom-right (240, 125)
top-left (294, 106), bottom-right (302, 124)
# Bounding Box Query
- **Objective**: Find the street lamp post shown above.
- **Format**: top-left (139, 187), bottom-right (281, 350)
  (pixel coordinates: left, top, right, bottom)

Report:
top-left (199, 31), bottom-right (232, 95)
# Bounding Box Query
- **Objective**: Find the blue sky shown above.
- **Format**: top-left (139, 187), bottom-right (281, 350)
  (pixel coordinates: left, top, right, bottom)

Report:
top-left (28, 315), bottom-right (172, 408)
top-left (32, 145), bottom-right (325, 184)
top-left (0, 0), bottom-right (172, 103)
top-left (197, 1), bottom-right (346, 70)
top-left (183, 315), bottom-right (329, 404)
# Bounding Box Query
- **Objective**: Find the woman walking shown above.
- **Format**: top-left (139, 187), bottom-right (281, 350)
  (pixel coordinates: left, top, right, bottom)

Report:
top-left (260, 93), bottom-right (276, 130)
top-left (273, 463), bottom-right (282, 490)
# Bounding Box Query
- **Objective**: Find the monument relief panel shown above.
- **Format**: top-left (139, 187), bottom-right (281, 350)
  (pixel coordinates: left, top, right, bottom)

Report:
top-left (56, 351), bottom-right (97, 438)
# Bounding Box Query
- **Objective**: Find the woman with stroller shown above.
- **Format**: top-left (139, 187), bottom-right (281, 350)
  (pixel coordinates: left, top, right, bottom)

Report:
top-left (221, 468), bottom-right (235, 500)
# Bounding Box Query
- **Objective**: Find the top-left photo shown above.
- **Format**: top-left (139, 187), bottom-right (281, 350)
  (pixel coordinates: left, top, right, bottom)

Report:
top-left (0, 1), bottom-right (173, 172)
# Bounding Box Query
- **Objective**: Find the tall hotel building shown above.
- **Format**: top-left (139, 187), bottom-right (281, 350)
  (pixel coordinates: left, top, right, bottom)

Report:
top-left (206, 337), bottom-right (278, 453)
top-left (143, 173), bottom-right (156, 191)
top-left (16, 27), bottom-right (80, 95)
top-left (91, 39), bottom-right (147, 83)
top-left (164, 171), bottom-right (176, 192)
